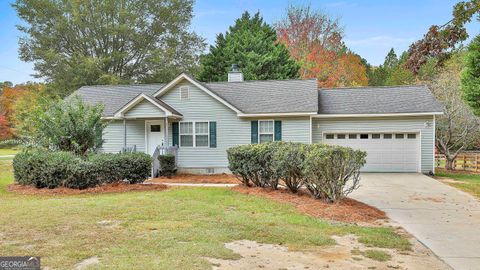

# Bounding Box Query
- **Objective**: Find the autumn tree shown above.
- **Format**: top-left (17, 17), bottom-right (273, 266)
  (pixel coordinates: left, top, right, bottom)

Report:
top-left (276, 4), bottom-right (368, 87)
top-left (13, 0), bottom-right (205, 97)
top-left (406, 0), bottom-right (479, 74)
top-left (0, 113), bottom-right (12, 140)
top-left (198, 11), bottom-right (299, 81)
top-left (431, 55), bottom-right (480, 170)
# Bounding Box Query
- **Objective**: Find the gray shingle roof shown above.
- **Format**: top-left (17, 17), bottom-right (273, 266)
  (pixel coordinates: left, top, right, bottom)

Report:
top-left (70, 84), bottom-right (165, 117)
top-left (318, 85), bottom-right (443, 114)
top-left (205, 79), bottom-right (318, 114)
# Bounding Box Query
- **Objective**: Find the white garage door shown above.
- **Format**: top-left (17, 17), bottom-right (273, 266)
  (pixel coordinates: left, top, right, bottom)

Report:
top-left (324, 133), bottom-right (420, 172)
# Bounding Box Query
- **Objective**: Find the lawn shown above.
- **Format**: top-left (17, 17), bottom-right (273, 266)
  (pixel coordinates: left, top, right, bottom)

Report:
top-left (436, 171), bottom-right (480, 198)
top-left (0, 159), bottom-right (410, 269)
top-left (0, 147), bottom-right (19, 156)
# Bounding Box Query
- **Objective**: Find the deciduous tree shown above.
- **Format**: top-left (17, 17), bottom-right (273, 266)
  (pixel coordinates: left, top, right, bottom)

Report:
top-left (13, 0), bottom-right (205, 97)
top-left (432, 55), bottom-right (480, 170)
top-left (276, 4), bottom-right (367, 87)
top-left (199, 11), bottom-right (299, 82)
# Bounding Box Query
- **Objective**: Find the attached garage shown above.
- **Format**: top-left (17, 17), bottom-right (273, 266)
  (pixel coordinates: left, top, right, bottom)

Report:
top-left (323, 132), bottom-right (420, 172)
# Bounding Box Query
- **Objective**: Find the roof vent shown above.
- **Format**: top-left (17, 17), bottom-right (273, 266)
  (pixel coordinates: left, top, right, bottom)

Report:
top-left (228, 64), bottom-right (243, 82)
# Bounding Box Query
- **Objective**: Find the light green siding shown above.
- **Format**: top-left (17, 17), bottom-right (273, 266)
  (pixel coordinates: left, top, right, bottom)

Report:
top-left (124, 99), bottom-right (165, 118)
top-left (161, 80), bottom-right (311, 171)
top-left (312, 116), bottom-right (435, 173)
top-left (101, 120), bottom-right (145, 153)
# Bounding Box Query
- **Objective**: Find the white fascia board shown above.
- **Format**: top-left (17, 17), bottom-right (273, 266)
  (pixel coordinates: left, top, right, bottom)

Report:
top-left (153, 73), bottom-right (243, 114)
top-left (312, 112), bottom-right (444, 118)
top-left (113, 94), bottom-right (174, 118)
top-left (238, 112), bottom-right (318, 117)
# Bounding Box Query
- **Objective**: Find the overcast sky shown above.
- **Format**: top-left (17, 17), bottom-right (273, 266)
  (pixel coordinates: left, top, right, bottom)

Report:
top-left (0, 0), bottom-right (478, 84)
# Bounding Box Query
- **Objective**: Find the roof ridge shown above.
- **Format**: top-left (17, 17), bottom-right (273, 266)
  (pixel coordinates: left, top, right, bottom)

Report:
top-left (318, 84), bottom-right (427, 91)
top-left (205, 78), bottom-right (317, 85)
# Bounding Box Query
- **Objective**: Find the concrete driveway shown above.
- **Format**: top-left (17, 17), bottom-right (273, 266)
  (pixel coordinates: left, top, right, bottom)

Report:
top-left (352, 173), bottom-right (480, 270)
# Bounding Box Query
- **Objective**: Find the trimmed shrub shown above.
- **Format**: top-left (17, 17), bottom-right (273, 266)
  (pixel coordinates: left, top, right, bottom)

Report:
top-left (13, 149), bottom-right (152, 189)
top-left (227, 142), bottom-right (279, 188)
top-left (158, 154), bottom-right (176, 177)
top-left (303, 144), bottom-right (367, 202)
top-left (13, 150), bottom-right (83, 188)
top-left (272, 142), bottom-right (306, 193)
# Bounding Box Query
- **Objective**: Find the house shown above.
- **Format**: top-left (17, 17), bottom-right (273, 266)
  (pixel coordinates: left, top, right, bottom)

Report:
top-left (72, 66), bottom-right (443, 174)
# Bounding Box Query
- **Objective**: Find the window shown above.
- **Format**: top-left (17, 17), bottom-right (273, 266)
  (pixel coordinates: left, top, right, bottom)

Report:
top-left (180, 122), bottom-right (193, 147)
top-left (195, 122), bottom-right (209, 147)
top-left (360, 134), bottom-right (369, 139)
top-left (179, 122), bottom-right (210, 147)
top-left (259, 120), bottom-right (274, 143)
top-left (395, 134), bottom-right (405, 139)
top-left (383, 134), bottom-right (392, 139)
top-left (180, 86), bottom-right (189, 100)
top-left (337, 134), bottom-right (346, 139)
top-left (326, 134), bottom-right (334, 139)
top-left (372, 134), bottom-right (381, 139)
top-left (150, 125), bottom-right (161, 132)
top-left (407, 133), bottom-right (417, 139)
top-left (348, 134), bottom-right (357, 139)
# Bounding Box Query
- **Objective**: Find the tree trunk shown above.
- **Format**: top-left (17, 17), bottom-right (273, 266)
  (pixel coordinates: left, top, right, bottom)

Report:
top-left (445, 158), bottom-right (455, 170)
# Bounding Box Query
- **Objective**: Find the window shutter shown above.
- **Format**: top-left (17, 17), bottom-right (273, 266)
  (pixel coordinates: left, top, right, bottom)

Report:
top-left (251, 121), bottom-right (258, 144)
top-left (274, 120), bottom-right (282, 141)
top-left (172, 122), bottom-right (179, 146)
top-left (209, 121), bottom-right (217, 148)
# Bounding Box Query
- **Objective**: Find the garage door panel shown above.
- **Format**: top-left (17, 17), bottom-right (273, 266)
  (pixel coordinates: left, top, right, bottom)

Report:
top-left (324, 133), bottom-right (419, 172)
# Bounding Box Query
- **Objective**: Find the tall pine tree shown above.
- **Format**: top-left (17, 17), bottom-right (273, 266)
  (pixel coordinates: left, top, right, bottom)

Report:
top-left (199, 12), bottom-right (299, 82)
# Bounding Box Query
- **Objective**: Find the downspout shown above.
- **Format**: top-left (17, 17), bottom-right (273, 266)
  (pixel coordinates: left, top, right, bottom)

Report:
top-left (123, 118), bottom-right (127, 150)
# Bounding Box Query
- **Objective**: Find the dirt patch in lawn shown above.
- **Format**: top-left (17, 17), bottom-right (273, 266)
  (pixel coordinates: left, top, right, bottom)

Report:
top-left (206, 234), bottom-right (449, 270)
top-left (232, 186), bottom-right (386, 224)
top-left (8, 182), bottom-right (167, 195)
top-left (148, 173), bottom-right (239, 184)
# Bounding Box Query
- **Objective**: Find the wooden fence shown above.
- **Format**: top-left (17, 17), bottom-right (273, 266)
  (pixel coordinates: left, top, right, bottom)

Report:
top-left (436, 152), bottom-right (480, 172)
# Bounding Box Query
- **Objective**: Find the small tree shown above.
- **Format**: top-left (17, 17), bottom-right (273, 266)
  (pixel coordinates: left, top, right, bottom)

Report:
top-left (432, 56), bottom-right (480, 170)
top-left (28, 96), bottom-right (106, 155)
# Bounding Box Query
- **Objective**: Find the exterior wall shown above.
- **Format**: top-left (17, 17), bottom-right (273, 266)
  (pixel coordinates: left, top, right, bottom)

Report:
top-left (124, 99), bottom-right (165, 118)
top-left (311, 116), bottom-right (435, 173)
top-left (161, 80), bottom-right (311, 173)
top-left (101, 119), bottom-right (146, 153)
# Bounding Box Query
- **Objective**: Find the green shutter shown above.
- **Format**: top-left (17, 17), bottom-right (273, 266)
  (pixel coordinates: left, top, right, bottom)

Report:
top-left (172, 122), bottom-right (179, 146)
top-left (209, 121), bottom-right (217, 148)
top-left (251, 121), bottom-right (258, 144)
top-left (274, 120), bottom-right (282, 141)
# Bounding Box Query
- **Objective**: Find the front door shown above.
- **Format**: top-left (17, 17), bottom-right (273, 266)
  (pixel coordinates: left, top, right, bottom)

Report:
top-left (146, 121), bottom-right (165, 155)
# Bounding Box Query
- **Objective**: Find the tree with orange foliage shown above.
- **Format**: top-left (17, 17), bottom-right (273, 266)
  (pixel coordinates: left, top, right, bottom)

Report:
top-left (276, 4), bottom-right (368, 88)
top-left (0, 113), bottom-right (12, 140)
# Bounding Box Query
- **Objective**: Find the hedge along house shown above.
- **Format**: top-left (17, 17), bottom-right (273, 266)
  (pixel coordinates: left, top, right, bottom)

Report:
top-left (72, 66), bottom-right (443, 174)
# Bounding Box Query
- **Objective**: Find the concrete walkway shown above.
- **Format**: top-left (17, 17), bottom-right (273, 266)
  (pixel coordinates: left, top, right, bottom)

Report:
top-left (352, 173), bottom-right (480, 270)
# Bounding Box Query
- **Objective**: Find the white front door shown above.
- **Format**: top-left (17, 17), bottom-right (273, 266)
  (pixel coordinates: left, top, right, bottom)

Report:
top-left (146, 121), bottom-right (165, 155)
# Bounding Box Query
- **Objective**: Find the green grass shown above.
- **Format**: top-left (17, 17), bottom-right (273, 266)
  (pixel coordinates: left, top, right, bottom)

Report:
top-left (0, 147), bottom-right (19, 156)
top-left (363, 250), bottom-right (392, 262)
top-left (0, 160), bottom-right (410, 269)
top-left (436, 171), bottom-right (480, 198)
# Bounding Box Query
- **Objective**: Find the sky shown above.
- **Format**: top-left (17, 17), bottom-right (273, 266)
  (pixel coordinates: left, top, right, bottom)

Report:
top-left (0, 0), bottom-right (478, 84)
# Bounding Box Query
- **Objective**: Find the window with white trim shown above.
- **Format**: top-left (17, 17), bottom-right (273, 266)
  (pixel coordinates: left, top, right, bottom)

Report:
top-left (180, 86), bottom-right (190, 100)
top-left (195, 122), bottom-right (209, 147)
top-left (259, 120), bottom-right (274, 143)
top-left (180, 122), bottom-right (193, 147)
top-left (179, 121), bottom-right (210, 147)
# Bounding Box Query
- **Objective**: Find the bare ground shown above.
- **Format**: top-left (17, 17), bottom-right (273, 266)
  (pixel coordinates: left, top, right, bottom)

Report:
top-left (149, 173), bottom-right (239, 184)
top-left (206, 234), bottom-right (450, 270)
top-left (8, 182), bottom-right (168, 195)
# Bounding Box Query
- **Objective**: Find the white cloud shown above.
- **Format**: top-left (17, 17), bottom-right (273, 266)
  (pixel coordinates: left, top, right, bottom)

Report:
top-left (345, 35), bottom-right (415, 47)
